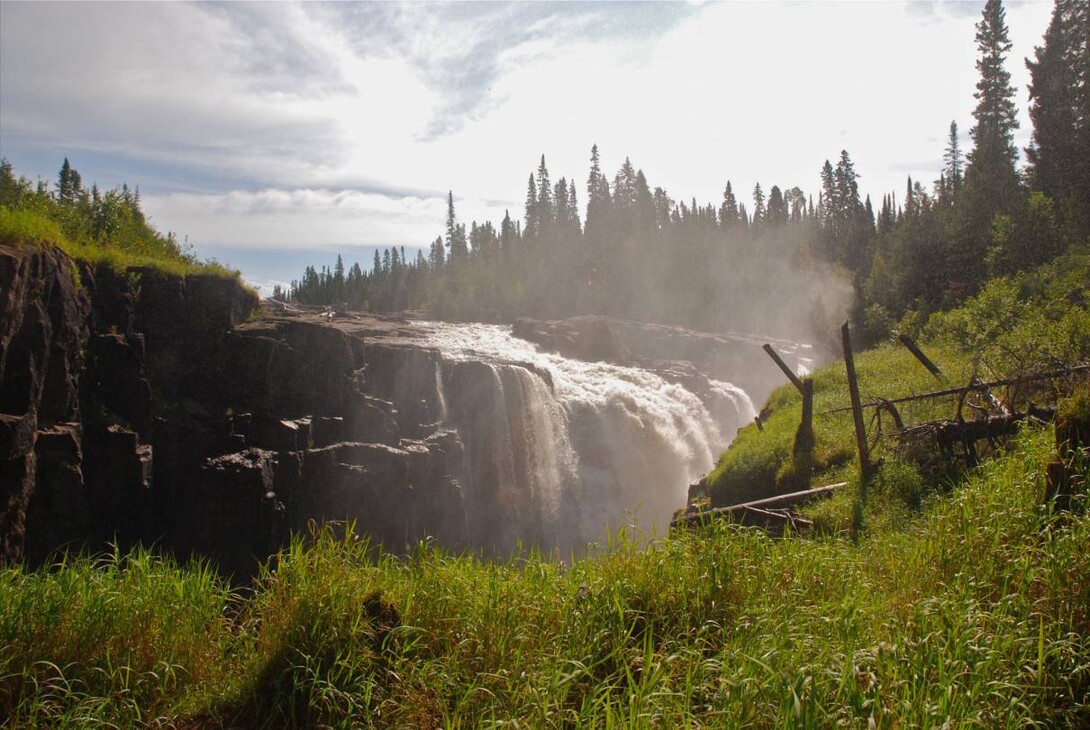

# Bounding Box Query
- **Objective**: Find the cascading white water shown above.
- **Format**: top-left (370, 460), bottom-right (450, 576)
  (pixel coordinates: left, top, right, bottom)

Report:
top-left (416, 322), bottom-right (757, 553)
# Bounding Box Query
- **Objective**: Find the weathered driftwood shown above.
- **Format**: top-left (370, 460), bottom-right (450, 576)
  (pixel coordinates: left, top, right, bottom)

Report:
top-left (672, 482), bottom-right (848, 529)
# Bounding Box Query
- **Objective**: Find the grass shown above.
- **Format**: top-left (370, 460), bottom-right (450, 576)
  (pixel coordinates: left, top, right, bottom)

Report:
top-left (708, 251), bottom-right (1090, 509)
top-left (1, 428), bottom-right (1087, 727)
top-left (0, 206), bottom-right (239, 280)
top-left (707, 340), bottom-right (976, 506)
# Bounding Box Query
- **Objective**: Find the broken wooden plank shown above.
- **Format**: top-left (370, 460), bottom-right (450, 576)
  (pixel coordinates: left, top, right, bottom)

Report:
top-left (672, 482), bottom-right (848, 528)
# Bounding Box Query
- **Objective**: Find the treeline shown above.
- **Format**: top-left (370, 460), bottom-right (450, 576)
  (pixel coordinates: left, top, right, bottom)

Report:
top-left (286, 0), bottom-right (1088, 345)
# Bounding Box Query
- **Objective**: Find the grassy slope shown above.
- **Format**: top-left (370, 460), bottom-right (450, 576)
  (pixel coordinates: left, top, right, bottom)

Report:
top-left (2, 255), bottom-right (1089, 727)
top-left (0, 206), bottom-right (239, 280)
top-left (709, 250), bottom-right (1090, 511)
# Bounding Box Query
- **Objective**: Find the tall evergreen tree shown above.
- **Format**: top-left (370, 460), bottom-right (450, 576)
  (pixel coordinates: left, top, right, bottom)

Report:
top-left (446, 192), bottom-right (469, 261)
top-left (524, 174), bottom-right (538, 238)
top-left (536, 155), bottom-right (554, 230)
top-left (958, 0), bottom-right (1023, 284)
top-left (585, 144), bottom-right (611, 240)
top-left (567, 184), bottom-right (581, 235)
top-left (765, 185), bottom-right (787, 227)
top-left (751, 183), bottom-right (766, 227)
top-left (965, 0), bottom-right (1022, 213)
top-left (719, 181), bottom-right (739, 228)
top-left (942, 120), bottom-right (964, 201)
top-left (500, 209), bottom-right (517, 253)
top-left (1025, 0), bottom-right (1089, 228)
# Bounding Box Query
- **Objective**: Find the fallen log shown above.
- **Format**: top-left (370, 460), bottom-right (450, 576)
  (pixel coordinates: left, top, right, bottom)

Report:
top-left (672, 482), bottom-right (848, 528)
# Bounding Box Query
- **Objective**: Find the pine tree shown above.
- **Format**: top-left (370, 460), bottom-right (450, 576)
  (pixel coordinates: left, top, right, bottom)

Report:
top-left (942, 120), bottom-right (964, 201)
top-left (1026, 0), bottom-right (1089, 228)
top-left (751, 183), bottom-right (766, 227)
top-left (765, 185), bottom-right (787, 227)
top-left (719, 181), bottom-right (739, 228)
top-left (956, 0), bottom-right (1024, 284)
top-left (965, 0), bottom-right (1021, 213)
top-left (500, 210), bottom-right (517, 253)
top-left (524, 174), bottom-right (538, 238)
top-left (536, 155), bottom-right (554, 229)
top-left (429, 235), bottom-right (445, 269)
top-left (819, 160), bottom-right (836, 229)
top-left (585, 144), bottom-right (611, 240)
top-left (57, 158), bottom-right (80, 205)
top-left (446, 192), bottom-right (468, 261)
top-left (567, 184), bottom-right (580, 234)
top-left (633, 170), bottom-right (657, 237)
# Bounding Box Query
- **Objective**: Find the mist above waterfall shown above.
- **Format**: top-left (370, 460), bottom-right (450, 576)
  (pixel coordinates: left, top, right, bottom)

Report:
top-left (415, 322), bottom-right (755, 553)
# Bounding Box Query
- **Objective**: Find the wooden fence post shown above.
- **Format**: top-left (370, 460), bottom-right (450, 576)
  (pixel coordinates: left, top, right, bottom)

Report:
top-left (898, 334), bottom-right (943, 378)
top-left (842, 323), bottom-right (873, 480)
top-left (842, 322), bottom-right (875, 537)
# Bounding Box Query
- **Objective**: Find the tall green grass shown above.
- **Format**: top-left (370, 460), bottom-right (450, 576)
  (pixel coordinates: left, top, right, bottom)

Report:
top-left (0, 206), bottom-right (239, 280)
top-left (2, 428), bottom-right (1087, 726)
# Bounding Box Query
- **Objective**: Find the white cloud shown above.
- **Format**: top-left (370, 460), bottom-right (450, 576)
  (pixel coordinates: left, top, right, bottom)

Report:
top-left (1, 0), bottom-right (1055, 278)
top-left (142, 188), bottom-right (505, 250)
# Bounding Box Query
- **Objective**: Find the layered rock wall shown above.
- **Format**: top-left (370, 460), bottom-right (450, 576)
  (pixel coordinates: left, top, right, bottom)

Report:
top-left (1, 244), bottom-right (474, 580)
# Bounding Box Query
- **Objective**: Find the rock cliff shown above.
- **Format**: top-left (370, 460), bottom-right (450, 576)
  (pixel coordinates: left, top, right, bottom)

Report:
top-left (0, 244), bottom-right (475, 580)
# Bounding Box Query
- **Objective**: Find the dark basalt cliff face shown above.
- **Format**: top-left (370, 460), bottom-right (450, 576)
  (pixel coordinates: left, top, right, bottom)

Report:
top-left (0, 244), bottom-right (472, 581)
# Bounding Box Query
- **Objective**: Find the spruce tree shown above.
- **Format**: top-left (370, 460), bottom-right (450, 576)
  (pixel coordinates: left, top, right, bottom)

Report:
top-left (960, 0), bottom-right (1023, 284)
top-left (751, 183), bottom-right (766, 227)
top-left (1026, 0), bottom-right (1089, 229)
top-left (536, 155), bottom-right (553, 229)
top-left (965, 0), bottom-right (1021, 213)
top-left (942, 120), bottom-right (964, 200)
top-left (567, 184), bottom-right (580, 234)
top-left (585, 144), bottom-right (611, 240)
top-left (524, 174), bottom-right (538, 238)
top-left (719, 181), bottom-right (739, 228)
top-left (765, 185), bottom-right (787, 227)
top-left (446, 192), bottom-right (468, 261)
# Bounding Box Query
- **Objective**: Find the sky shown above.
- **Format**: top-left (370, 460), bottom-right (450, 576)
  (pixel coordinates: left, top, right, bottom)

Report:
top-left (0, 1), bottom-right (1054, 296)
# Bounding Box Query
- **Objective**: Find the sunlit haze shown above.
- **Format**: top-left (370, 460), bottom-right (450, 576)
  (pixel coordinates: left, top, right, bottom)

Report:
top-left (0, 1), bottom-right (1052, 294)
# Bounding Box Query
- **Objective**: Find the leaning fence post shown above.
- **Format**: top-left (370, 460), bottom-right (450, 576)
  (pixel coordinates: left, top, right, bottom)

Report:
top-left (897, 334), bottom-right (943, 379)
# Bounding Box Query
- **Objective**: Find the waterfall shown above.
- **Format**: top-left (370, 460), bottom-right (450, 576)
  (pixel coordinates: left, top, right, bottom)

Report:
top-left (415, 322), bottom-right (757, 553)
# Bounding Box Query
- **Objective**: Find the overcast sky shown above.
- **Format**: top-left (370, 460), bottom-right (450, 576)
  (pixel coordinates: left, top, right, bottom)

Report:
top-left (0, 1), bottom-right (1053, 293)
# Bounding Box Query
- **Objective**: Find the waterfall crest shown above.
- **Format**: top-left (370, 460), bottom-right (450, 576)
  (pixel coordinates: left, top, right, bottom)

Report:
top-left (415, 322), bottom-right (756, 553)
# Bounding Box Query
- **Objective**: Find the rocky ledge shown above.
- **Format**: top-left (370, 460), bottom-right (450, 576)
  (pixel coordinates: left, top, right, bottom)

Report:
top-left (1, 244), bottom-right (476, 581)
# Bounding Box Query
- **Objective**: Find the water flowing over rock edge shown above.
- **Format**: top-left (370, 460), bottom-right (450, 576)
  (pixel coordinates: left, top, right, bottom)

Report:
top-left (2, 244), bottom-right (806, 581)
